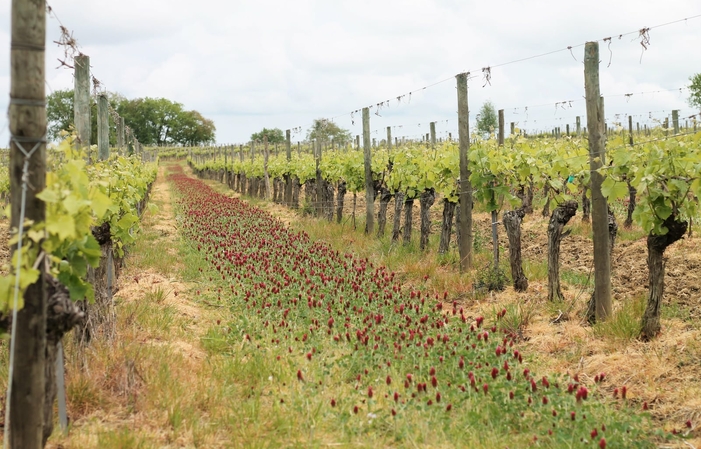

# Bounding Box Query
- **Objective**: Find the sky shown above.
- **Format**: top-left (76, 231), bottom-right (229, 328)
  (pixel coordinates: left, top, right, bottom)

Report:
top-left (1, 0), bottom-right (701, 145)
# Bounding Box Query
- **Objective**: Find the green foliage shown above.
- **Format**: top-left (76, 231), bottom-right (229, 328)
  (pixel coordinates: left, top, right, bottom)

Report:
top-left (688, 73), bottom-right (701, 110)
top-left (476, 100), bottom-right (498, 134)
top-left (251, 128), bottom-right (285, 144)
top-left (0, 135), bottom-right (156, 313)
top-left (46, 89), bottom-right (75, 142)
top-left (306, 119), bottom-right (352, 145)
top-left (474, 265), bottom-right (509, 292)
top-left (118, 97), bottom-right (215, 146)
top-left (46, 89), bottom-right (216, 146)
top-left (602, 132), bottom-right (701, 235)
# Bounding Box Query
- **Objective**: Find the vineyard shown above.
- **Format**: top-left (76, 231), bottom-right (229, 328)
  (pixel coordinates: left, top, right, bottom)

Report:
top-left (2, 1), bottom-right (701, 448)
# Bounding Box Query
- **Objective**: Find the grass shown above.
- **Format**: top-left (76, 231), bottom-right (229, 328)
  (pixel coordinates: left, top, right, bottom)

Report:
top-left (32, 164), bottom-right (698, 447)
top-left (592, 295), bottom-right (647, 343)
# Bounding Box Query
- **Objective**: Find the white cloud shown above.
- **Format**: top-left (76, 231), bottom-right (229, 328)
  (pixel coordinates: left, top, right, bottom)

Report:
top-left (1, 0), bottom-right (700, 144)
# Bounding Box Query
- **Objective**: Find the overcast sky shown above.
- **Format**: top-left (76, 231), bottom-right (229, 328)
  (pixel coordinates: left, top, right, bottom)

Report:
top-left (1, 0), bottom-right (700, 145)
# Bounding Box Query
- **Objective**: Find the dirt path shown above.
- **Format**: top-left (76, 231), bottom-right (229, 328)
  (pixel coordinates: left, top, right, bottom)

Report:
top-left (48, 164), bottom-right (233, 448)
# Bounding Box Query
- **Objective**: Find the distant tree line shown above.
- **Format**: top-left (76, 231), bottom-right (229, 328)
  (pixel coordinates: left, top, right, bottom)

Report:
top-left (47, 89), bottom-right (216, 146)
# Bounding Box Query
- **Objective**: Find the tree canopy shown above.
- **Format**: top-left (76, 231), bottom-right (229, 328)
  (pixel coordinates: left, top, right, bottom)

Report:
top-left (251, 128), bottom-right (285, 144)
top-left (306, 119), bottom-right (351, 145)
top-left (476, 101), bottom-right (498, 135)
top-left (688, 73), bottom-right (701, 111)
top-left (46, 89), bottom-right (216, 146)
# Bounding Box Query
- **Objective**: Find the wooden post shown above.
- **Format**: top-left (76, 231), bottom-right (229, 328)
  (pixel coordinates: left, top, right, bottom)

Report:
top-left (8, 0), bottom-right (48, 447)
top-left (584, 41), bottom-right (612, 322)
top-left (448, 132), bottom-right (452, 141)
top-left (672, 110), bottom-right (679, 134)
top-left (497, 110), bottom-right (504, 145)
top-left (387, 126), bottom-right (392, 149)
top-left (576, 116), bottom-right (581, 136)
top-left (663, 117), bottom-right (669, 137)
top-left (430, 122), bottom-right (437, 147)
top-left (355, 134), bottom-right (360, 150)
top-left (510, 122), bottom-right (515, 136)
top-left (362, 108), bottom-right (374, 234)
top-left (74, 54), bottom-right (90, 150)
top-left (117, 116), bottom-right (125, 153)
top-left (97, 94), bottom-right (109, 161)
top-left (637, 122), bottom-right (640, 135)
top-left (456, 73), bottom-right (473, 271)
top-left (566, 124), bottom-right (570, 136)
top-left (250, 140), bottom-right (255, 161)
top-left (263, 136), bottom-right (270, 200)
top-left (314, 139), bottom-right (322, 216)
top-left (628, 115), bottom-right (634, 146)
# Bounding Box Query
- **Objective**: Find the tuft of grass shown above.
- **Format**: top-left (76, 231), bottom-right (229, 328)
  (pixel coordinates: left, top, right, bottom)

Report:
top-left (144, 285), bottom-right (171, 304)
top-left (592, 295), bottom-right (646, 342)
top-left (561, 269), bottom-right (592, 287)
top-left (97, 428), bottom-right (152, 449)
top-left (523, 259), bottom-right (548, 281)
top-left (495, 301), bottom-right (536, 338)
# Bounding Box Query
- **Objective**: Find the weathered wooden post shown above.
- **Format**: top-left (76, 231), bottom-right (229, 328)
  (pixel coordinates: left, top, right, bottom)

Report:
top-left (576, 116), bottom-right (581, 136)
top-left (117, 116), bottom-right (125, 154)
top-left (263, 136), bottom-right (271, 200)
top-left (97, 94), bottom-right (109, 161)
top-left (456, 73), bottom-right (473, 271)
top-left (430, 122), bottom-right (436, 147)
top-left (672, 109), bottom-right (679, 134)
top-left (74, 54), bottom-right (91, 151)
top-left (387, 126), bottom-right (392, 149)
top-left (584, 41), bottom-right (612, 321)
top-left (628, 115), bottom-right (634, 146)
top-left (363, 108), bottom-right (374, 234)
top-left (498, 110), bottom-right (505, 145)
top-left (8, 0), bottom-right (48, 447)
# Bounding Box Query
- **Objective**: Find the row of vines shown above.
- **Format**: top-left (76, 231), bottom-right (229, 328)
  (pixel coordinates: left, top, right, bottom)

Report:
top-left (184, 129), bottom-right (701, 340)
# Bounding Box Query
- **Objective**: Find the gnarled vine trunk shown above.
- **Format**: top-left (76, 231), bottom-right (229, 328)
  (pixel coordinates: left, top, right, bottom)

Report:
top-left (547, 200), bottom-right (578, 302)
top-left (503, 208), bottom-right (528, 292)
top-left (541, 183), bottom-right (551, 218)
top-left (624, 180), bottom-right (636, 229)
top-left (403, 197), bottom-right (415, 245)
top-left (392, 191), bottom-right (404, 242)
top-left (336, 181), bottom-right (347, 224)
top-left (324, 180), bottom-right (335, 222)
top-left (581, 186), bottom-right (591, 223)
top-left (438, 199), bottom-right (456, 255)
top-left (640, 216), bottom-right (687, 340)
top-left (291, 176), bottom-right (300, 209)
top-left (419, 189), bottom-right (436, 250)
top-left (377, 186), bottom-right (392, 237)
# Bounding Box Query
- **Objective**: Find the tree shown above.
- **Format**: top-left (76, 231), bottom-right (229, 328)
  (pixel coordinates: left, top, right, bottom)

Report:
top-left (251, 128), bottom-right (285, 144)
top-left (46, 90), bottom-right (216, 146)
top-left (688, 73), bottom-right (701, 111)
top-left (476, 101), bottom-right (498, 135)
top-left (306, 118), bottom-right (351, 145)
top-left (171, 110), bottom-right (216, 146)
top-left (47, 89), bottom-right (74, 141)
